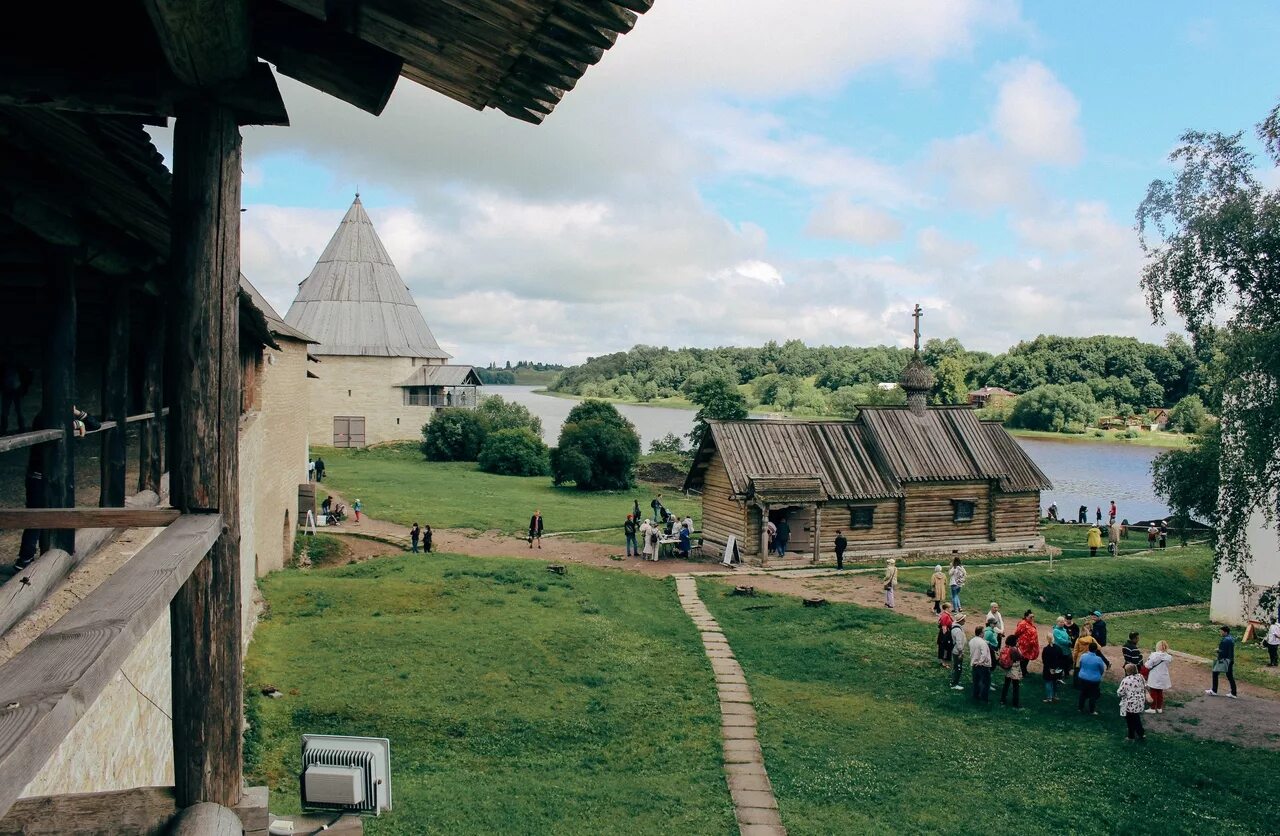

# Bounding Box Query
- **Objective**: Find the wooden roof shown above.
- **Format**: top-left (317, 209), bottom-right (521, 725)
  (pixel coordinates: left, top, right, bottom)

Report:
top-left (685, 409), bottom-right (1052, 501)
top-left (240, 275), bottom-right (316, 345)
top-left (397, 364), bottom-right (483, 387)
top-left (284, 196), bottom-right (450, 359)
top-left (3, 1), bottom-right (654, 125)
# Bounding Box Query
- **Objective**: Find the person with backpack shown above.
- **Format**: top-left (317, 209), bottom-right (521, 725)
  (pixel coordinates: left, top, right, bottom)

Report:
top-left (1077, 646), bottom-right (1108, 714)
top-left (949, 557), bottom-right (966, 612)
top-left (968, 623), bottom-right (993, 703)
top-left (1144, 640), bottom-right (1173, 714)
top-left (938, 603), bottom-right (955, 667)
top-left (1117, 663), bottom-right (1148, 741)
top-left (1042, 640), bottom-right (1067, 703)
top-left (949, 614), bottom-right (968, 690)
top-left (998, 636), bottom-right (1025, 708)
top-left (624, 514), bottom-right (638, 557)
top-left (930, 565), bottom-right (947, 614)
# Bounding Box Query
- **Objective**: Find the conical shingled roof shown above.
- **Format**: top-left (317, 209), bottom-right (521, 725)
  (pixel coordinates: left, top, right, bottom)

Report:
top-left (284, 196), bottom-right (450, 358)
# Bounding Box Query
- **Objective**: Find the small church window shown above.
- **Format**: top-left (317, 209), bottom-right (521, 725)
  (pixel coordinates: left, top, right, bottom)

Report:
top-left (952, 500), bottom-right (976, 523)
top-left (849, 506), bottom-right (874, 529)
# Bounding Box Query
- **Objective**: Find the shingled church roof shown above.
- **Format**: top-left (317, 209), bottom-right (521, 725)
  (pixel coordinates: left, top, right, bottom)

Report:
top-left (284, 196), bottom-right (451, 359)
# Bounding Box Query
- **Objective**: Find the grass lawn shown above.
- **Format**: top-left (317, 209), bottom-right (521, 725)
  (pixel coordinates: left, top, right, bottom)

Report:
top-left (897, 547), bottom-right (1213, 619)
top-left (312, 444), bottom-right (698, 536)
top-left (1007, 427), bottom-right (1192, 449)
top-left (246, 553), bottom-right (735, 835)
top-left (698, 583), bottom-right (1277, 835)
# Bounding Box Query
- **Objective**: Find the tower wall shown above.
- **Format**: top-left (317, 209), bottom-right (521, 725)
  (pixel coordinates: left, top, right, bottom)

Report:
top-left (309, 355), bottom-right (444, 446)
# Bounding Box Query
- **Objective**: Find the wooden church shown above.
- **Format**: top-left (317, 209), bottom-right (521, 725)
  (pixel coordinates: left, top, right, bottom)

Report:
top-left (284, 196), bottom-right (481, 447)
top-left (685, 312), bottom-right (1052, 566)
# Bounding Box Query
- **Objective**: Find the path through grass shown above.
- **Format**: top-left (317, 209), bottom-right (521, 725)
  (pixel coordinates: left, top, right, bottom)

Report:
top-left (698, 583), bottom-right (1277, 835)
top-left (247, 554), bottom-right (734, 834)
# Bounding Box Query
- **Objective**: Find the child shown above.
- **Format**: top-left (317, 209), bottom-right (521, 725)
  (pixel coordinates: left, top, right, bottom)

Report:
top-left (1117, 663), bottom-right (1148, 741)
top-left (353, 498), bottom-right (362, 523)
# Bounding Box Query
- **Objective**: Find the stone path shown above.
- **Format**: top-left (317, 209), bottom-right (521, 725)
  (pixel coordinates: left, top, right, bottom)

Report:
top-left (674, 574), bottom-right (785, 836)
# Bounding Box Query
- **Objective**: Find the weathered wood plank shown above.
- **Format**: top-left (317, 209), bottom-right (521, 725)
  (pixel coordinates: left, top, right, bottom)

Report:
top-left (99, 285), bottom-right (130, 508)
top-left (169, 802), bottom-right (241, 835)
top-left (0, 508), bottom-right (179, 530)
top-left (0, 785), bottom-right (176, 836)
top-left (142, 0), bottom-right (253, 88)
top-left (167, 99), bottom-right (244, 809)
top-left (0, 430), bottom-right (61, 455)
top-left (42, 253), bottom-right (76, 554)
top-left (0, 514), bottom-right (222, 821)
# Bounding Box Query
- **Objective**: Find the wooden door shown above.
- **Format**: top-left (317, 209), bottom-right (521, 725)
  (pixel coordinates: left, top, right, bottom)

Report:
top-left (333, 416), bottom-right (366, 448)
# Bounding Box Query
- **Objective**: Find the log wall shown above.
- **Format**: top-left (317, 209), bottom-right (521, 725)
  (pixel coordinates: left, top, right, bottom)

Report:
top-left (993, 492), bottom-right (1040, 540)
top-left (820, 499), bottom-right (901, 554)
top-left (902, 481), bottom-right (991, 549)
top-left (698, 451), bottom-right (749, 555)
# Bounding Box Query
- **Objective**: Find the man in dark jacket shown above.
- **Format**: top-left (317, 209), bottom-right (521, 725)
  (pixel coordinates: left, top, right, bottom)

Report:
top-left (1121, 632), bottom-right (1143, 669)
top-left (1090, 611), bottom-right (1108, 647)
top-left (529, 510), bottom-right (543, 549)
top-left (409, 523), bottom-right (421, 553)
top-left (834, 530), bottom-right (848, 570)
top-left (314, 457), bottom-right (325, 482)
top-left (1208, 625), bottom-right (1237, 697)
top-left (624, 514), bottom-right (637, 556)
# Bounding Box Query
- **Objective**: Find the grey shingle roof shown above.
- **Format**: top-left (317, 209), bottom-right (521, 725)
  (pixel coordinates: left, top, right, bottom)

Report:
top-left (240, 274), bottom-right (314, 344)
top-left (283, 197), bottom-right (451, 359)
top-left (396, 365), bottom-right (483, 387)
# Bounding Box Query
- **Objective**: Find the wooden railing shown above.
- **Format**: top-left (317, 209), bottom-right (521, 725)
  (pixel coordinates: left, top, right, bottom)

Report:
top-left (0, 512), bottom-right (222, 820)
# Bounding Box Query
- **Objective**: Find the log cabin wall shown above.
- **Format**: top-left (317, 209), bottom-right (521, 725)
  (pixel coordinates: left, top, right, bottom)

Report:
top-left (993, 491), bottom-right (1041, 540)
top-left (819, 499), bottom-right (901, 553)
top-left (902, 481), bottom-right (992, 549)
top-left (698, 450), bottom-right (749, 555)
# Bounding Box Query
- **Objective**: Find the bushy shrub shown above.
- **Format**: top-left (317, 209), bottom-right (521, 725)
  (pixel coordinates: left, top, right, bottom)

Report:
top-left (1007, 384), bottom-right (1100, 432)
top-left (477, 395), bottom-right (544, 437)
top-left (478, 428), bottom-right (551, 476)
top-left (649, 432), bottom-right (686, 456)
top-left (551, 400), bottom-right (640, 490)
top-left (1167, 394), bottom-right (1209, 434)
top-left (421, 409), bottom-right (487, 461)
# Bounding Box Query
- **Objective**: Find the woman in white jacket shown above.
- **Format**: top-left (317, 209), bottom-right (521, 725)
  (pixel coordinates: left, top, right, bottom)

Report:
top-left (1143, 640), bottom-right (1173, 714)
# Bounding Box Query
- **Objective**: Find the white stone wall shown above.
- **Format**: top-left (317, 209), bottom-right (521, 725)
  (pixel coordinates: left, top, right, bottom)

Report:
top-left (1210, 510), bottom-right (1280, 625)
top-left (20, 612), bottom-right (173, 798)
top-left (307, 355), bottom-right (443, 446)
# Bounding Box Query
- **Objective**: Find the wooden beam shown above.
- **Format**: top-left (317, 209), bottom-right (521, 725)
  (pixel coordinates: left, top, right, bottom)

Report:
top-left (0, 514), bottom-right (222, 821)
top-left (254, 0), bottom-right (403, 116)
top-left (0, 71), bottom-right (176, 120)
top-left (0, 786), bottom-right (176, 836)
top-left (41, 252), bottom-right (76, 554)
top-left (140, 299), bottom-right (165, 494)
top-left (99, 284), bottom-right (130, 508)
top-left (142, 0), bottom-right (253, 89)
top-left (0, 508), bottom-right (180, 529)
top-left (167, 99), bottom-right (244, 809)
top-left (0, 429), bottom-right (61, 455)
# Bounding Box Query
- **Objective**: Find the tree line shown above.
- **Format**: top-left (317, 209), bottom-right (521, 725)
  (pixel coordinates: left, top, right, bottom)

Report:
top-left (547, 333), bottom-right (1216, 431)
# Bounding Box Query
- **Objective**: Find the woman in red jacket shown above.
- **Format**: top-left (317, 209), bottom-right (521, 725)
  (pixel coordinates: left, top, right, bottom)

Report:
top-left (1014, 611), bottom-right (1040, 677)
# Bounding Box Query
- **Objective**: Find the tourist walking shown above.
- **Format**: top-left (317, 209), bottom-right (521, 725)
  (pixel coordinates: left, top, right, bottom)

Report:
top-left (529, 509), bottom-right (544, 549)
top-left (651, 494), bottom-right (663, 523)
top-left (1091, 611), bottom-right (1109, 647)
top-left (409, 523), bottom-right (421, 553)
top-left (1206, 625), bottom-right (1237, 698)
top-left (1159, 520), bottom-right (1168, 549)
top-left (834, 531), bottom-right (848, 570)
top-left (1108, 521), bottom-right (1121, 555)
top-left (969, 624), bottom-right (992, 703)
top-left (1121, 632), bottom-right (1143, 670)
top-left (422, 524), bottom-right (433, 553)
top-left (1144, 641), bottom-right (1172, 713)
top-left (883, 558), bottom-right (898, 608)
top-left (314, 457), bottom-right (325, 482)
top-left (1014, 611), bottom-right (1040, 677)
top-left (949, 614), bottom-right (968, 690)
top-left (938, 603), bottom-right (955, 667)
top-left (949, 557), bottom-right (966, 612)
top-left (999, 637), bottom-right (1024, 708)
top-left (1087, 525), bottom-right (1102, 556)
top-left (1042, 641), bottom-right (1067, 703)
top-left (1266, 619), bottom-right (1280, 667)
top-left (1109, 500), bottom-right (1117, 524)
top-left (930, 565), bottom-right (947, 614)
top-left (1096, 507), bottom-right (1102, 524)
top-left (624, 514), bottom-right (638, 557)
top-left (765, 518), bottom-right (777, 554)
top-left (775, 518), bottom-right (790, 556)
top-left (352, 498), bottom-right (362, 524)
top-left (1078, 504), bottom-right (1088, 524)
top-left (1077, 646), bottom-right (1107, 714)
top-left (1117, 664), bottom-right (1148, 741)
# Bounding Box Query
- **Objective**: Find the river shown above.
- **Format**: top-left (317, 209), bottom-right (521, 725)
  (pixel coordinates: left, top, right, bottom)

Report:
top-left (489, 385), bottom-right (1170, 522)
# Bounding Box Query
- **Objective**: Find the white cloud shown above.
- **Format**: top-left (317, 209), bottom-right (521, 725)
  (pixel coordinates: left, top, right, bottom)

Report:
top-left (805, 195), bottom-right (904, 245)
top-left (929, 133), bottom-right (1039, 210)
top-left (991, 59), bottom-right (1083, 165)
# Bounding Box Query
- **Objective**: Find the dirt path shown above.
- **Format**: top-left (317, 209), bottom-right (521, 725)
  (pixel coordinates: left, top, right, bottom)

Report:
top-left (711, 571), bottom-right (1280, 705)
top-left (318, 490), bottom-right (720, 577)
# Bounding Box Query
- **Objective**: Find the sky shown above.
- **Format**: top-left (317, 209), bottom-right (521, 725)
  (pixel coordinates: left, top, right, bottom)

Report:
top-left (156, 1), bottom-right (1280, 366)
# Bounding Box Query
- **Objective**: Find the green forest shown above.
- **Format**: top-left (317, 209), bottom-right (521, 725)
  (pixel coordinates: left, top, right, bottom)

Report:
top-left (547, 333), bottom-right (1221, 434)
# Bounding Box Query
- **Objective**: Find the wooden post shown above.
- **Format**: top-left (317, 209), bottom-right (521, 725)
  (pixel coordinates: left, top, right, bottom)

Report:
top-left (896, 496), bottom-right (906, 549)
top-left (759, 504), bottom-right (770, 561)
top-left (168, 99), bottom-right (244, 810)
top-left (100, 284), bottom-right (130, 507)
top-left (812, 505), bottom-right (821, 565)
top-left (139, 298), bottom-right (164, 493)
top-left (42, 252), bottom-right (77, 554)
top-left (987, 481), bottom-right (997, 543)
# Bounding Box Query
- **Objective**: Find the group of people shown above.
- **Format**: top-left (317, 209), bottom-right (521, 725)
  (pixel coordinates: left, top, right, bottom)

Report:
top-left (935, 595), bottom-right (1259, 742)
top-left (306, 457), bottom-right (326, 482)
top-left (408, 522), bottom-right (433, 553)
top-left (625, 497), bottom-right (694, 561)
top-left (926, 557), bottom-right (968, 613)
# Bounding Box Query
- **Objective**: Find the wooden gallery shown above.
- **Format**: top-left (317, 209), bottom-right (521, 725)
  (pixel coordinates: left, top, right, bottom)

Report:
top-left (0, 1), bottom-right (651, 833)
top-left (685, 352), bottom-right (1052, 566)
